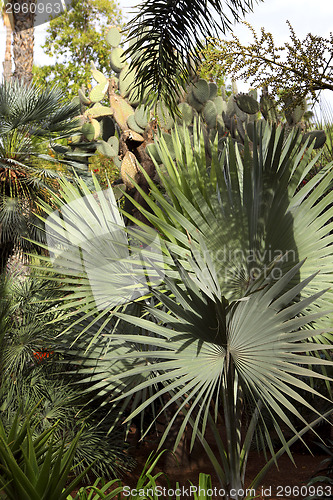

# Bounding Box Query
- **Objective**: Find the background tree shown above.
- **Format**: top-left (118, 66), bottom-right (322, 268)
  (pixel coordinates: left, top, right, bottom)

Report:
top-left (1, 1), bottom-right (14, 81)
top-left (10, 0), bottom-right (37, 83)
top-left (33, 0), bottom-right (123, 98)
top-left (200, 21), bottom-right (333, 108)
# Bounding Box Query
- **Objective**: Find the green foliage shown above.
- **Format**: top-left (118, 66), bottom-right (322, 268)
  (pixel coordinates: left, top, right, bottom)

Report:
top-left (0, 409), bottom-right (89, 500)
top-left (198, 44), bottom-right (227, 92)
top-left (89, 152), bottom-right (120, 189)
top-left (70, 477), bottom-right (124, 499)
top-left (33, 0), bottom-right (123, 98)
top-left (0, 270), bottom-right (134, 481)
top-left (0, 79), bottom-right (88, 269)
top-left (67, 24), bottom-right (328, 229)
top-left (124, 0), bottom-right (262, 112)
top-left (31, 122), bottom-right (333, 498)
top-left (201, 21), bottom-right (333, 108)
top-left (71, 451), bottom-right (174, 499)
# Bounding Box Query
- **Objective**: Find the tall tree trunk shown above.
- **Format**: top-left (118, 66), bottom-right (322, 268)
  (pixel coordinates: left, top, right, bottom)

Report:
top-left (11, 0), bottom-right (36, 84)
top-left (2, 8), bottom-right (14, 81)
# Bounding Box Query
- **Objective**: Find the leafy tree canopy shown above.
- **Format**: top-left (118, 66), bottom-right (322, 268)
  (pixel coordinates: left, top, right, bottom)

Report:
top-left (33, 0), bottom-right (123, 98)
top-left (200, 21), bottom-right (333, 107)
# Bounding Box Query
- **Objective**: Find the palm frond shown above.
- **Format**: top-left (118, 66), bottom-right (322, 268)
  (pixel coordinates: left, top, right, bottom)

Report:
top-left (0, 80), bottom-right (79, 137)
top-left (69, 256), bottom-right (332, 458)
top-left (125, 0), bottom-right (262, 111)
top-left (28, 120), bottom-right (333, 490)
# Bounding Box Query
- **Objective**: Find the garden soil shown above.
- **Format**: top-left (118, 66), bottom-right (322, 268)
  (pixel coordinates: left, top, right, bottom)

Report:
top-left (118, 424), bottom-right (329, 500)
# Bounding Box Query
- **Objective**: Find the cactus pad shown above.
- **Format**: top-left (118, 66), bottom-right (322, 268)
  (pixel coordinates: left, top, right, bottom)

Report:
top-left (91, 68), bottom-right (107, 85)
top-left (96, 140), bottom-right (117, 157)
top-left (134, 105), bottom-right (149, 129)
top-left (85, 105), bottom-right (113, 118)
top-left (192, 79), bottom-right (210, 104)
top-left (302, 130), bottom-right (326, 149)
top-left (78, 88), bottom-right (91, 105)
top-left (209, 82), bottom-right (218, 100)
top-left (89, 82), bottom-right (109, 103)
top-left (107, 136), bottom-right (119, 154)
top-left (91, 119), bottom-right (101, 139)
top-left (177, 102), bottom-right (193, 125)
top-left (119, 65), bottom-right (136, 98)
top-left (187, 90), bottom-right (204, 112)
top-left (260, 94), bottom-right (278, 122)
top-left (82, 120), bottom-right (100, 141)
top-left (213, 96), bottom-right (225, 115)
top-left (127, 113), bottom-right (145, 134)
top-left (156, 102), bottom-right (174, 130)
top-left (226, 95), bottom-right (236, 116)
top-left (234, 93), bottom-right (259, 115)
top-left (106, 27), bottom-right (122, 48)
top-left (203, 100), bottom-right (218, 128)
top-left (110, 93), bottom-right (135, 130)
top-left (110, 47), bottom-right (126, 73)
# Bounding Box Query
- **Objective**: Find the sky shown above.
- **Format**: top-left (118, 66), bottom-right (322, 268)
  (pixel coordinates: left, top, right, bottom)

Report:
top-left (0, 0), bottom-right (332, 108)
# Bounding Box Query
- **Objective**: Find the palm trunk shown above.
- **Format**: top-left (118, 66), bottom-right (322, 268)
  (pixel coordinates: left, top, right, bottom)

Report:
top-left (11, 0), bottom-right (36, 84)
top-left (223, 361), bottom-right (244, 500)
top-left (2, 9), bottom-right (14, 81)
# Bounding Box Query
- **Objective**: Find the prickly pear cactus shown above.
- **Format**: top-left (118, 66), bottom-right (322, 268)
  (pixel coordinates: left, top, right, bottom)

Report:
top-left (70, 26), bottom-right (326, 215)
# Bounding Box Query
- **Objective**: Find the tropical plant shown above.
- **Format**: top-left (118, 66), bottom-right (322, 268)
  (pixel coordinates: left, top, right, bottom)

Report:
top-left (33, 121), bottom-right (333, 499)
top-left (0, 268), bottom-right (134, 481)
top-left (0, 78), bottom-right (92, 271)
top-left (71, 25), bottom-right (326, 229)
top-left (200, 21), bottom-right (333, 109)
top-left (306, 440), bottom-right (333, 500)
top-left (0, 407), bottom-right (90, 500)
top-left (70, 477), bottom-right (124, 500)
top-left (70, 451), bottom-right (177, 499)
top-left (125, 0), bottom-right (263, 111)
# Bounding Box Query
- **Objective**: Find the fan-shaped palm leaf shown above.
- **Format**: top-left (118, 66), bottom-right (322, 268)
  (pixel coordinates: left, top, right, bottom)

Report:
top-left (123, 121), bottom-right (333, 332)
top-left (31, 121), bottom-right (333, 497)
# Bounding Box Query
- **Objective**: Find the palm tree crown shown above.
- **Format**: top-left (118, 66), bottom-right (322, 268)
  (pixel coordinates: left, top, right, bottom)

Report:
top-left (0, 79), bottom-right (81, 270)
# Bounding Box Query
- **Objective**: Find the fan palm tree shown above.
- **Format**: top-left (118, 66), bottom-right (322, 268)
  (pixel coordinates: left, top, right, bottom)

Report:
top-left (126, 0), bottom-right (263, 111)
top-left (0, 79), bottom-right (82, 271)
top-left (34, 121), bottom-right (333, 499)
